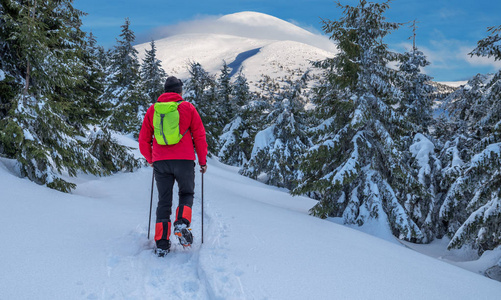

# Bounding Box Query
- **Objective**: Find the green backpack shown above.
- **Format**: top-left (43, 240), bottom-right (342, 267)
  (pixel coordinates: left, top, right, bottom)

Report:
top-left (153, 101), bottom-right (189, 145)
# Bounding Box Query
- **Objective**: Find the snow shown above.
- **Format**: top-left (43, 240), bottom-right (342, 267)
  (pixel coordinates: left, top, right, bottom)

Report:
top-left (134, 12), bottom-right (335, 85)
top-left (451, 146), bottom-right (464, 167)
top-left (251, 125), bottom-right (275, 156)
top-left (438, 81), bottom-right (468, 88)
top-left (0, 69), bottom-right (5, 81)
top-left (470, 142), bottom-right (501, 167)
top-left (323, 131), bottom-right (362, 185)
top-left (1, 140), bottom-right (501, 299)
top-left (23, 129), bottom-right (35, 141)
top-left (409, 133), bottom-right (435, 184)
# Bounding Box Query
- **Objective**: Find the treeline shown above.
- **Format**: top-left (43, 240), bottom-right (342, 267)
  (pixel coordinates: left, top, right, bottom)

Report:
top-left (183, 1), bottom-right (501, 259)
top-left (0, 0), bottom-right (500, 259)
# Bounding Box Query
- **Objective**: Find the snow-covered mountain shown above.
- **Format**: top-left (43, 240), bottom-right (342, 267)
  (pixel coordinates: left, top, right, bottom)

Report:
top-left (135, 11), bottom-right (336, 84)
top-left (1, 133), bottom-right (501, 299)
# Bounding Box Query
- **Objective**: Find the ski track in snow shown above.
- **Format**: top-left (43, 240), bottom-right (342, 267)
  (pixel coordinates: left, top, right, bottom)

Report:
top-left (75, 166), bottom-right (246, 300)
top-left (102, 228), bottom-right (209, 300)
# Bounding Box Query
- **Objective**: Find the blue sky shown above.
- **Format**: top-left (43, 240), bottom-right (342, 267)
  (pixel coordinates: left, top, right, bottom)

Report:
top-left (73, 0), bottom-right (501, 82)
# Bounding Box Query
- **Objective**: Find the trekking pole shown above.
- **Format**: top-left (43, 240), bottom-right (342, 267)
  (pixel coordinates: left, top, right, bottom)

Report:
top-left (147, 170), bottom-right (155, 240)
top-left (201, 173), bottom-right (204, 244)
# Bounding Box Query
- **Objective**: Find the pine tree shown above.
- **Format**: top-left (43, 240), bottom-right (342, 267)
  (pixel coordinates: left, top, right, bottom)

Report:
top-left (218, 71), bottom-right (264, 166)
top-left (396, 21), bottom-right (439, 239)
top-left (0, 1), bottom-right (141, 192)
top-left (437, 26), bottom-right (501, 253)
top-left (183, 62), bottom-right (221, 154)
top-left (292, 0), bottom-right (432, 243)
top-left (240, 73), bottom-right (311, 189)
top-left (140, 39), bottom-right (167, 104)
top-left (0, 0), bottom-right (101, 192)
top-left (397, 21), bottom-right (435, 132)
top-left (103, 18), bottom-right (149, 135)
top-left (83, 33), bottom-right (142, 175)
top-left (216, 61), bottom-right (233, 125)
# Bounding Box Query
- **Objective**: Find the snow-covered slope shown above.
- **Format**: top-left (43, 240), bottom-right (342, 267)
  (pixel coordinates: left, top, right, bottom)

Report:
top-left (1, 140), bottom-right (501, 299)
top-left (135, 11), bottom-right (335, 84)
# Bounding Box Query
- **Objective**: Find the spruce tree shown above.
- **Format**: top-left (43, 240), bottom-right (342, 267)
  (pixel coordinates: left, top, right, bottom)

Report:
top-left (218, 71), bottom-right (264, 166)
top-left (216, 61), bottom-right (233, 125)
top-left (397, 21), bottom-right (435, 132)
top-left (103, 18), bottom-right (149, 135)
top-left (183, 62), bottom-right (221, 154)
top-left (140, 39), bottom-right (167, 104)
top-left (396, 21), bottom-right (439, 239)
top-left (292, 0), bottom-right (432, 243)
top-left (240, 73), bottom-right (311, 189)
top-left (0, 1), bottom-right (141, 192)
top-left (438, 25), bottom-right (501, 253)
top-left (0, 0), bottom-right (135, 192)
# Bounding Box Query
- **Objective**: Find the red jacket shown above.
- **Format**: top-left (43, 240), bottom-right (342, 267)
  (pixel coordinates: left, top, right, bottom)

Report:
top-left (138, 93), bottom-right (208, 165)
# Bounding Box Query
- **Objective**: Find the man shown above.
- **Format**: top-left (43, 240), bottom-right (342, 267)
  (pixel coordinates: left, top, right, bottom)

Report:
top-left (139, 76), bottom-right (208, 257)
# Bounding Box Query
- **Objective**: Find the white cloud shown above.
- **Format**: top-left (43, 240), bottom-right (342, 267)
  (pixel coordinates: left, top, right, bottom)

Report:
top-left (397, 33), bottom-right (501, 73)
top-left (459, 46), bottom-right (501, 70)
top-left (137, 12), bottom-right (336, 53)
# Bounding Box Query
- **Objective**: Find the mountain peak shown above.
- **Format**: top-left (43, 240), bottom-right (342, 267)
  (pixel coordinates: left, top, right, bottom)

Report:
top-left (217, 11), bottom-right (316, 38)
top-left (218, 11), bottom-right (298, 27)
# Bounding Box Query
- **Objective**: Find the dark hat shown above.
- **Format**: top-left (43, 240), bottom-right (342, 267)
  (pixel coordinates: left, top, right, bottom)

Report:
top-left (164, 76), bottom-right (183, 94)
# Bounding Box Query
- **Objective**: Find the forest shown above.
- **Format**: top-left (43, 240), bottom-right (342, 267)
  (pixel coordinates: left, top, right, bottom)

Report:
top-left (1, 0), bottom-right (500, 257)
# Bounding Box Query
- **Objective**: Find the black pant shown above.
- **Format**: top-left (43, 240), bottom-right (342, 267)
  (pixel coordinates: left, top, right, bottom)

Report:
top-left (154, 160), bottom-right (195, 224)
top-left (153, 160), bottom-right (195, 248)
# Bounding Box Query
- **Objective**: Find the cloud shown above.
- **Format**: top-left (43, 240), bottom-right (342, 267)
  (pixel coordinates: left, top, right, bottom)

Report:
top-left (460, 46), bottom-right (501, 69)
top-left (136, 12), bottom-right (336, 52)
top-left (395, 35), bottom-right (501, 81)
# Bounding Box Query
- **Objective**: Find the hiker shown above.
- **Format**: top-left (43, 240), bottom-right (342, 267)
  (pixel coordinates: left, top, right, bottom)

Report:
top-left (139, 76), bottom-right (208, 257)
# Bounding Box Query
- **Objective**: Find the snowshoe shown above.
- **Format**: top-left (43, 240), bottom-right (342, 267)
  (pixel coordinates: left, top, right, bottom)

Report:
top-left (155, 239), bottom-right (171, 257)
top-left (155, 248), bottom-right (170, 257)
top-left (174, 223), bottom-right (193, 248)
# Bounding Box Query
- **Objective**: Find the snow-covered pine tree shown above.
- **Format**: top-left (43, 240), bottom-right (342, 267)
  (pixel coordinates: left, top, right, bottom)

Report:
top-left (438, 25), bottom-right (501, 253)
top-left (0, 0), bottom-right (140, 192)
top-left (103, 18), bottom-right (149, 136)
top-left (140, 39), bottom-right (167, 104)
top-left (292, 0), bottom-right (432, 243)
top-left (216, 61), bottom-right (234, 126)
top-left (218, 71), bottom-right (264, 166)
top-left (83, 33), bottom-right (142, 174)
top-left (240, 73), bottom-right (311, 189)
top-left (71, 32), bottom-right (108, 129)
top-left (397, 21), bottom-right (435, 132)
top-left (396, 21), bottom-right (440, 239)
top-left (183, 62), bottom-right (221, 154)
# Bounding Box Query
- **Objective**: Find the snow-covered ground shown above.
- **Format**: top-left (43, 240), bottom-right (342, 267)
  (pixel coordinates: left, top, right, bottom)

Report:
top-left (1, 139), bottom-right (501, 299)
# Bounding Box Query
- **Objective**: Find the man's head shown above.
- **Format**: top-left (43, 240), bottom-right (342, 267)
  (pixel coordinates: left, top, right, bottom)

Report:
top-left (164, 76), bottom-right (183, 94)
